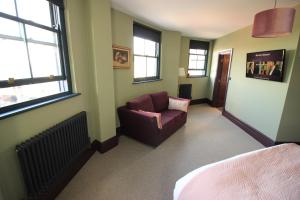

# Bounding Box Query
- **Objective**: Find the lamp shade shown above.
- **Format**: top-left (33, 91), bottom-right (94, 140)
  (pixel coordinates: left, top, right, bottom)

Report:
top-left (178, 68), bottom-right (186, 77)
top-left (252, 8), bottom-right (296, 38)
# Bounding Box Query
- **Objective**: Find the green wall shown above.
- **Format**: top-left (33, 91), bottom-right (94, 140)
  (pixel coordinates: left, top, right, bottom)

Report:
top-left (0, 0), bottom-right (116, 199)
top-left (111, 10), bottom-right (180, 111)
top-left (0, 188), bottom-right (3, 200)
top-left (87, 0), bottom-right (116, 141)
top-left (209, 4), bottom-right (300, 140)
top-left (277, 34), bottom-right (300, 142)
top-left (179, 37), bottom-right (213, 100)
top-left (161, 31), bottom-right (182, 97)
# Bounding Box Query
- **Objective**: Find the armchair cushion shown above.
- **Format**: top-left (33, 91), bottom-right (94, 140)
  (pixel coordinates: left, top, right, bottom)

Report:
top-left (127, 94), bottom-right (155, 112)
top-left (168, 97), bottom-right (190, 112)
top-left (161, 110), bottom-right (186, 127)
top-left (150, 91), bottom-right (169, 112)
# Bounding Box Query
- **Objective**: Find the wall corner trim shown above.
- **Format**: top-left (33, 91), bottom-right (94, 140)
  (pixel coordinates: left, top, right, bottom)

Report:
top-left (91, 136), bottom-right (119, 153)
top-left (222, 109), bottom-right (274, 147)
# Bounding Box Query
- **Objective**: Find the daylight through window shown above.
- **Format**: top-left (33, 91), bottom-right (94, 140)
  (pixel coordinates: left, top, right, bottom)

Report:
top-left (0, 0), bottom-right (71, 113)
top-left (133, 23), bottom-right (161, 82)
top-left (188, 40), bottom-right (209, 77)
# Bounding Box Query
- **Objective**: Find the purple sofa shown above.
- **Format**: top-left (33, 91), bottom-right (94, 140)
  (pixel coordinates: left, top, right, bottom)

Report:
top-left (117, 91), bottom-right (188, 147)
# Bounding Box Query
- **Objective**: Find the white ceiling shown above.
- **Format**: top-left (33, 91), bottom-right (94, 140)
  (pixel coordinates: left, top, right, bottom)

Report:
top-left (111, 0), bottom-right (300, 39)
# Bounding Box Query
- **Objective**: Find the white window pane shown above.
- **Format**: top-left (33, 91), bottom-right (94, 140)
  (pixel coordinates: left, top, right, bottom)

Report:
top-left (196, 61), bottom-right (205, 69)
top-left (0, 18), bottom-right (23, 37)
top-left (189, 49), bottom-right (197, 54)
top-left (0, 0), bottom-right (16, 16)
top-left (145, 39), bottom-right (156, 56)
top-left (188, 60), bottom-right (197, 69)
top-left (0, 38), bottom-right (31, 80)
top-left (189, 55), bottom-right (197, 61)
top-left (16, 0), bottom-right (52, 27)
top-left (146, 57), bottom-right (157, 77)
top-left (0, 81), bottom-right (68, 108)
top-left (134, 36), bottom-right (144, 55)
top-left (197, 55), bottom-right (205, 61)
top-left (28, 43), bottom-right (62, 77)
top-left (134, 56), bottom-right (146, 78)
top-left (188, 70), bottom-right (205, 76)
top-left (196, 49), bottom-right (206, 55)
top-left (26, 25), bottom-right (57, 44)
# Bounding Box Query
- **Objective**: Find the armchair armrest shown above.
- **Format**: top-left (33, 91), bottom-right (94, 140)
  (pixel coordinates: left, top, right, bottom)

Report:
top-left (117, 106), bottom-right (161, 146)
top-left (118, 107), bottom-right (159, 132)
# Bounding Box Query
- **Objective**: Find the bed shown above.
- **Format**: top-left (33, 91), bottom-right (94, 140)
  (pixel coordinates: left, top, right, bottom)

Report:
top-left (174, 143), bottom-right (300, 200)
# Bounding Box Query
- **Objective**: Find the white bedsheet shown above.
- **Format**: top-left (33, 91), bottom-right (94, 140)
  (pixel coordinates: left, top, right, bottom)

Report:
top-left (173, 144), bottom-right (300, 200)
top-left (173, 153), bottom-right (248, 200)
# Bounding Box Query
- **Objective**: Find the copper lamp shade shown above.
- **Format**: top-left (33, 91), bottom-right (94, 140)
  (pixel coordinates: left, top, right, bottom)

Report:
top-left (252, 8), bottom-right (296, 38)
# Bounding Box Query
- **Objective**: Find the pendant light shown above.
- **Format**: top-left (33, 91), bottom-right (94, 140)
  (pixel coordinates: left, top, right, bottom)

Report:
top-left (252, 0), bottom-right (296, 38)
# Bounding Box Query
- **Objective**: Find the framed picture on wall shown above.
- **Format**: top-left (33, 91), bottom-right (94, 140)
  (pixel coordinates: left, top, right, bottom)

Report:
top-left (112, 45), bottom-right (131, 69)
top-left (246, 49), bottom-right (285, 82)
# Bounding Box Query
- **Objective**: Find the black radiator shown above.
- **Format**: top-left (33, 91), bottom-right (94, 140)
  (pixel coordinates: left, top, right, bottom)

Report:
top-left (16, 111), bottom-right (91, 199)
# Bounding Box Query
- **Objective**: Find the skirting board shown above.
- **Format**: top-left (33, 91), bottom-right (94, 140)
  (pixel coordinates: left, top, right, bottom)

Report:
top-left (190, 98), bottom-right (212, 105)
top-left (275, 141), bottom-right (300, 145)
top-left (116, 127), bottom-right (121, 137)
top-left (222, 109), bottom-right (274, 147)
top-left (91, 136), bottom-right (119, 153)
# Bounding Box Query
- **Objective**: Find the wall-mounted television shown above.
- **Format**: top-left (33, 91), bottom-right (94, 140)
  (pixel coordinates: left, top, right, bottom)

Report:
top-left (246, 49), bottom-right (285, 82)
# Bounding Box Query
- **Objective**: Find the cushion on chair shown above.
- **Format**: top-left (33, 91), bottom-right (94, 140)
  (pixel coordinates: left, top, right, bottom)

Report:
top-left (161, 110), bottom-right (186, 127)
top-left (127, 94), bottom-right (155, 112)
top-left (150, 91), bottom-right (169, 112)
top-left (168, 97), bottom-right (190, 112)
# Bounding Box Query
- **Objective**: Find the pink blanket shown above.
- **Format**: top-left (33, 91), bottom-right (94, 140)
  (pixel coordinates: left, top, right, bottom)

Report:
top-left (176, 143), bottom-right (300, 200)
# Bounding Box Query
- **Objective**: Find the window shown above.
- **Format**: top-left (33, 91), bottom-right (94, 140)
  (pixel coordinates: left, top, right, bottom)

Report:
top-left (133, 23), bottom-right (161, 82)
top-left (0, 0), bottom-right (72, 114)
top-left (188, 40), bottom-right (210, 77)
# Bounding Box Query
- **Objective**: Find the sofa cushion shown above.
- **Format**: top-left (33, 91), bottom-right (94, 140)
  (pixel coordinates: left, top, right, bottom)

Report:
top-left (161, 110), bottom-right (185, 127)
top-left (150, 91), bottom-right (169, 112)
top-left (168, 97), bottom-right (190, 112)
top-left (127, 94), bottom-right (155, 112)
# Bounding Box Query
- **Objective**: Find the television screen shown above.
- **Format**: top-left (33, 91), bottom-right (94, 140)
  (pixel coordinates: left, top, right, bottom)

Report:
top-left (246, 49), bottom-right (285, 82)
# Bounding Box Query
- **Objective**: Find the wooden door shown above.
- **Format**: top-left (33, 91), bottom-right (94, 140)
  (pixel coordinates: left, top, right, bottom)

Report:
top-left (213, 54), bottom-right (230, 107)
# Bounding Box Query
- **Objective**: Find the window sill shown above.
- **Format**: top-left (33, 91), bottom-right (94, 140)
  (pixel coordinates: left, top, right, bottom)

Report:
top-left (187, 76), bottom-right (208, 78)
top-left (0, 93), bottom-right (80, 120)
top-left (132, 79), bottom-right (162, 84)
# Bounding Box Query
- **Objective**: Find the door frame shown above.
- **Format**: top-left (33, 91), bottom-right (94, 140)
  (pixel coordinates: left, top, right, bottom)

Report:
top-left (212, 48), bottom-right (233, 108)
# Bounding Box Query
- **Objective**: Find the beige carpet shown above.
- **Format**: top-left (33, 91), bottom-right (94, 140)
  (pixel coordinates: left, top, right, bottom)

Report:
top-left (56, 104), bottom-right (264, 200)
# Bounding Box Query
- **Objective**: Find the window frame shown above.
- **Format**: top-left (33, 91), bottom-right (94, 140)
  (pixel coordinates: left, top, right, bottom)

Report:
top-left (0, 0), bottom-right (73, 116)
top-left (188, 40), bottom-right (210, 78)
top-left (133, 22), bottom-right (161, 83)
